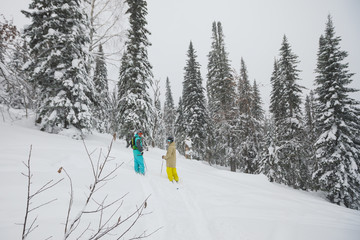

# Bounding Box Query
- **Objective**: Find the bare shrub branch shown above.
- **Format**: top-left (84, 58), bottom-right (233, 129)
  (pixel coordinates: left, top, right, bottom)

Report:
top-left (20, 136), bottom-right (160, 239)
top-left (21, 145), bottom-right (63, 240)
top-left (60, 136), bottom-right (157, 240)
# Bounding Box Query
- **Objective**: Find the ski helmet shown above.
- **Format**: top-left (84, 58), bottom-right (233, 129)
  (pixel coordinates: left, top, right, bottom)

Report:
top-left (167, 136), bottom-right (174, 143)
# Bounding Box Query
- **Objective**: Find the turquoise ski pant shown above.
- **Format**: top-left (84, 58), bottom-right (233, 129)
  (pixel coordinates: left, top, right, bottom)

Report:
top-left (133, 150), bottom-right (145, 175)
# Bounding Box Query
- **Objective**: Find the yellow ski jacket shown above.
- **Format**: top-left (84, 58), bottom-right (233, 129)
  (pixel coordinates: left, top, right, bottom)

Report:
top-left (165, 142), bottom-right (176, 168)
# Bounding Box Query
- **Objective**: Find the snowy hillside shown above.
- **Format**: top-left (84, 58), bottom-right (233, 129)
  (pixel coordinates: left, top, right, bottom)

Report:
top-left (1, 110), bottom-right (360, 240)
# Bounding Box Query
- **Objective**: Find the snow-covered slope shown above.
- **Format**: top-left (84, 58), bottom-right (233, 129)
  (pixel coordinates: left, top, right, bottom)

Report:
top-left (1, 113), bottom-right (360, 240)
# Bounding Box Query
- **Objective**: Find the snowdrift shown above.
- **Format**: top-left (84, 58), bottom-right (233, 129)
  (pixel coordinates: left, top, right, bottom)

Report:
top-left (1, 111), bottom-right (360, 240)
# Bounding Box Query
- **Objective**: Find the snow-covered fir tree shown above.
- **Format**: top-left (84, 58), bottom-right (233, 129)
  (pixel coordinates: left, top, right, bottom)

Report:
top-left (22, 0), bottom-right (95, 134)
top-left (304, 91), bottom-right (317, 141)
top-left (108, 87), bottom-right (119, 134)
top-left (312, 15), bottom-right (360, 210)
top-left (251, 80), bottom-right (264, 124)
top-left (163, 77), bottom-right (175, 139)
top-left (117, 0), bottom-right (153, 141)
top-left (206, 22), bottom-right (234, 123)
top-left (175, 97), bottom-right (186, 155)
top-left (303, 90), bottom-right (317, 174)
top-left (258, 60), bottom-right (281, 180)
top-left (257, 115), bottom-right (275, 175)
top-left (269, 59), bottom-right (283, 122)
top-left (151, 78), bottom-right (165, 149)
top-left (264, 35), bottom-right (309, 189)
top-left (206, 21), bottom-right (221, 165)
top-left (237, 58), bottom-right (257, 173)
top-left (93, 43), bottom-right (110, 133)
top-left (250, 79), bottom-right (265, 171)
top-left (238, 58), bottom-right (252, 117)
top-left (181, 41), bottom-right (209, 160)
top-left (206, 21), bottom-right (237, 167)
top-left (206, 22), bottom-right (221, 120)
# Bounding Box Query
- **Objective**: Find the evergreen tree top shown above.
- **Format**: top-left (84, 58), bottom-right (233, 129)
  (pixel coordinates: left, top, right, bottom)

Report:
top-left (164, 77), bottom-right (175, 109)
top-left (315, 14), bottom-right (357, 104)
top-left (117, 0), bottom-right (153, 138)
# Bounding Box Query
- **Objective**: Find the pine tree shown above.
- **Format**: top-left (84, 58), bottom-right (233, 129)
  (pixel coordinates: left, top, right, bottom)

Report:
top-left (312, 15), bottom-right (360, 209)
top-left (304, 91), bottom-right (317, 174)
top-left (182, 41), bottom-right (209, 160)
top-left (175, 97), bottom-right (186, 155)
top-left (163, 77), bottom-right (175, 138)
top-left (206, 21), bottom-right (221, 165)
top-left (93, 43), bottom-right (110, 133)
top-left (22, 0), bottom-right (94, 134)
top-left (238, 58), bottom-right (252, 117)
top-left (251, 80), bottom-right (265, 128)
top-left (235, 60), bottom-right (265, 174)
top-left (237, 58), bottom-right (256, 173)
top-left (269, 59), bottom-right (284, 122)
top-left (206, 22), bottom-right (220, 121)
top-left (207, 22), bottom-right (234, 122)
top-left (264, 35), bottom-right (308, 189)
top-left (260, 59), bottom-right (281, 180)
top-left (257, 115), bottom-right (276, 177)
top-left (108, 86), bottom-right (122, 135)
top-left (206, 21), bottom-right (237, 168)
top-left (117, 0), bottom-right (153, 141)
top-left (152, 79), bottom-right (165, 149)
top-left (251, 80), bottom-right (265, 172)
top-left (304, 91), bottom-right (316, 139)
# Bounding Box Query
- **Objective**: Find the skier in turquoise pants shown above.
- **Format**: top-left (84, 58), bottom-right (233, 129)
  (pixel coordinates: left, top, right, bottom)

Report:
top-left (133, 130), bottom-right (145, 175)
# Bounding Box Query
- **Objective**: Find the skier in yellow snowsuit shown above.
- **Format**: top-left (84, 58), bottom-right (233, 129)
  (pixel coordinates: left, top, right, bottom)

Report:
top-left (162, 136), bottom-right (179, 182)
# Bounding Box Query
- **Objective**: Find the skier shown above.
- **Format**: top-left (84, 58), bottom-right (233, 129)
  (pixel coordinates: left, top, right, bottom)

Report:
top-left (162, 136), bottom-right (179, 182)
top-left (133, 130), bottom-right (145, 175)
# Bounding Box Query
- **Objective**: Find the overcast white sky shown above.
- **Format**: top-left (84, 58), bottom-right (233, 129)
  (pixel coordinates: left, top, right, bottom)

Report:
top-left (3, 0), bottom-right (360, 111)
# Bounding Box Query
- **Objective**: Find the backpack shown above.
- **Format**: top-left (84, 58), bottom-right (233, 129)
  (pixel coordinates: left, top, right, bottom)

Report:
top-left (130, 136), bottom-right (137, 150)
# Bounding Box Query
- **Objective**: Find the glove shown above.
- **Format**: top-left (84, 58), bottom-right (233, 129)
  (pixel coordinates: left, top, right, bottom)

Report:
top-left (141, 152), bottom-right (144, 155)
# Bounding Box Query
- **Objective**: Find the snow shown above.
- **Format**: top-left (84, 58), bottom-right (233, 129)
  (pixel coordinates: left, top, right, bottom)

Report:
top-left (0, 62), bottom-right (10, 77)
top-left (47, 28), bottom-right (56, 36)
top-left (47, 109), bottom-right (57, 121)
top-left (54, 71), bottom-right (64, 80)
top-left (1, 109), bottom-right (360, 240)
top-left (72, 59), bottom-right (81, 68)
top-left (33, 66), bottom-right (41, 74)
